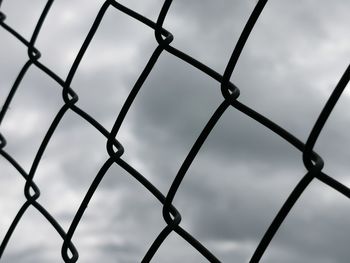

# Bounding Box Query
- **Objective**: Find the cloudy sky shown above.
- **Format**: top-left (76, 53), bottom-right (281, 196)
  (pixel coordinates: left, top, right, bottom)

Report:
top-left (0, 0), bottom-right (350, 262)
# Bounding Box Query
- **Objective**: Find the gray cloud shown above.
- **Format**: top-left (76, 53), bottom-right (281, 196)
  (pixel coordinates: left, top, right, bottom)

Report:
top-left (1, 0), bottom-right (350, 262)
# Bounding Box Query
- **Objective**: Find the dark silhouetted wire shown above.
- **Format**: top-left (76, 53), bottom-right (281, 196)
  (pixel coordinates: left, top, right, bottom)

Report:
top-left (0, 0), bottom-right (349, 262)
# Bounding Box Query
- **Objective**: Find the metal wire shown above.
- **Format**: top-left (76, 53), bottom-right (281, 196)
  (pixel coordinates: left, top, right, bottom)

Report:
top-left (0, 0), bottom-right (349, 262)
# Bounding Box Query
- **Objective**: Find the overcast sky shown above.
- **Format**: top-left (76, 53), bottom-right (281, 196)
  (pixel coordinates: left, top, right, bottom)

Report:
top-left (0, 0), bottom-right (350, 262)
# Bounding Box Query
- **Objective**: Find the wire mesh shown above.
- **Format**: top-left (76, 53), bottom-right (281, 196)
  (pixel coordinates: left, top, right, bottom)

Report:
top-left (0, 0), bottom-right (349, 262)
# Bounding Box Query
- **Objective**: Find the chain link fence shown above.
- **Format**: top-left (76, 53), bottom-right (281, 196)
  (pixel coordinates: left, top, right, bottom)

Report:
top-left (0, 0), bottom-right (349, 262)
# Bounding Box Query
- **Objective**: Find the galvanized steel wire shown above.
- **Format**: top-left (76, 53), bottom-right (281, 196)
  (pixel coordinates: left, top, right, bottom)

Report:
top-left (0, 0), bottom-right (349, 262)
